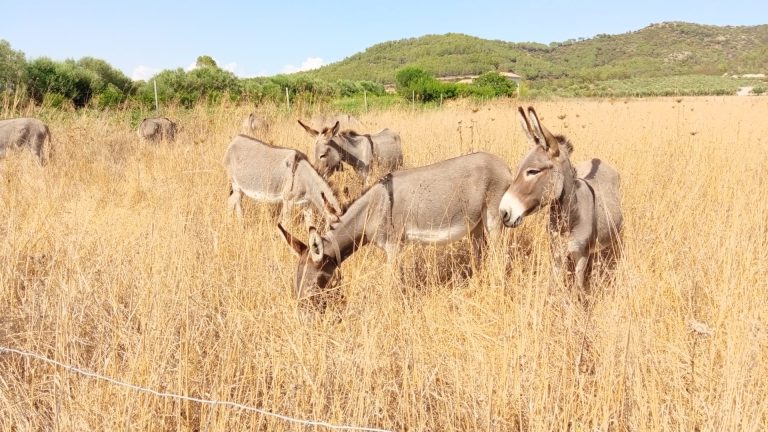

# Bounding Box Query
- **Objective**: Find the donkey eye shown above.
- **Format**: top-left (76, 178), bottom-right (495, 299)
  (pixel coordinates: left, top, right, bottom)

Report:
top-left (526, 168), bottom-right (541, 177)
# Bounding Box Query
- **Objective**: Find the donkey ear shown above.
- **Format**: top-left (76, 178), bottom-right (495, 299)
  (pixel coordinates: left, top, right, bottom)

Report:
top-left (308, 227), bottom-right (324, 263)
top-left (321, 191), bottom-right (342, 223)
top-left (329, 120), bottom-right (341, 137)
top-left (298, 120), bottom-right (319, 137)
top-left (278, 224), bottom-right (307, 257)
top-left (517, 106), bottom-right (538, 145)
top-left (527, 107), bottom-right (559, 157)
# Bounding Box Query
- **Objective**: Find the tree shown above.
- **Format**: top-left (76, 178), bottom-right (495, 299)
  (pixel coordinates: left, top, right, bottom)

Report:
top-left (0, 39), bottom-right (27, 91)
top-left (195, 55), bottom-right (218, 69)
top-left (472, 72), bottom-right (516, 96)
top-left (77, 57), bottom-right (132, 93)
top-left (395, 66), bottom-right (431, 92)
top-left (395, 66), bottom-right (456, 102)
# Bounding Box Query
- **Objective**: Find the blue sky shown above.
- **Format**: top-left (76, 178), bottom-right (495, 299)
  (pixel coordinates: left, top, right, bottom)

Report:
top-left (2, 0), bottom-right (766, 80)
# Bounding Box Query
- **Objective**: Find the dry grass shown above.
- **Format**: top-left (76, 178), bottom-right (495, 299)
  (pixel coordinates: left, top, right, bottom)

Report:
top-left (1, 96), bottom-right (767, 431)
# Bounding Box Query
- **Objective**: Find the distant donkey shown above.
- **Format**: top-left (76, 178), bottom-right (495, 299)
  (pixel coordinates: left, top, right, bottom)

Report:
top-left (223, 134), bottom-right (342, 229)
top-left (137, 117), bottom-right (177, 143)
top-left (499, 107), bottom-right (623, 290)
top-left (298, 119), bottom-right (403, 183)
top-left (0, 117), bottom-right (52, 165)
top-left (241, 112), bottom-right (269, 137)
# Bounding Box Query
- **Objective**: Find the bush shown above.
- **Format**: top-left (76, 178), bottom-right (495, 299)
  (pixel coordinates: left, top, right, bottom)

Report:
top-left (395, 66), bottom-right (431, 98)
top-left (471, 72), bottom-right (517, 96)
top-left (395, 66), bottom-right (460, 102)
top-left (96, 83), bottom-right (124, 108)
top-left (25, 58), bottom-right (102, 107)
top-left (0, 40), bottom-right (27, 91)
top-left (42, 92), bottom-right (70, 109)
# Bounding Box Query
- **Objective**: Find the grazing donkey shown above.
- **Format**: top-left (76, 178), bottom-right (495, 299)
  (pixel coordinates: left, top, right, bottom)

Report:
top-left (298, 119), bottom-right (403, 182)
top-left (499, 107), bottom-right (623, 290)
top-left (279, 151), bottom-right (513, 304)
top-left (310, 113), bottom-right (362, 131)
top-left (242, 112), bottom-right (269, 137)
top-left (137, 117), bottom-right (177, 143)
top-left (0, 117), bottom-right (52, 165)
top-left (223, 134), bottom-right (342, 228)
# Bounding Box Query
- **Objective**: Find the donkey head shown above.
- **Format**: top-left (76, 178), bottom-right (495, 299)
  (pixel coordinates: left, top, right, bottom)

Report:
top-left (298, 119), bottom-right (343, 178)
top-left (278, 224), bottom-right (342, 303)
top-left (500, 106), bottom-right (573, 227)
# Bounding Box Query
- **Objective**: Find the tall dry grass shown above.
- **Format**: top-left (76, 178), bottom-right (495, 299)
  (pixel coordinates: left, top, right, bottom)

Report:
top-left (1, 97), bottom-right (767, 431)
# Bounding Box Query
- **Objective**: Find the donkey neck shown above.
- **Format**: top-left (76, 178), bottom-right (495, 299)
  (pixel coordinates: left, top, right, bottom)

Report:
top-left (333, 133), bottom-right (373, 168)
top-left (293, 159), bottom-right (336, 209)
top-left (323, 179), bottom-right (391, 264)
top-left (549, 157), bottom-right (582, 230)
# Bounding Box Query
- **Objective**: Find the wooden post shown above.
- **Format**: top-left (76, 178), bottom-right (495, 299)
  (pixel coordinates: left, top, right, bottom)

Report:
top-left (363, 89), bottom-right (368, 112)
top-left (285, 87), bottom-right (290, 111)
top-left (153, 79), bottom-right (159, 113)
top-left (440, 93), bottom-right (443, 106)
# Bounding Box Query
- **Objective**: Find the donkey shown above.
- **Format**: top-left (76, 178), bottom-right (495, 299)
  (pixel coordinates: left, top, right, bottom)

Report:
top-left (310, 113), bottom-right (362, 131)
top-left (499, 107), bottom-right (623, 290)
top-left (223, 134), bottom-right (343, 228)
top-left (0, 117), bottom-right (52, 165)
top-left (278, 151), bottom-right (513, 304)
top-left (138, 117), bottom-right (177, 143)
top-left (242, 112), bottom-right (269, 137)
top-left (298, 120), bottom-right (403, 182)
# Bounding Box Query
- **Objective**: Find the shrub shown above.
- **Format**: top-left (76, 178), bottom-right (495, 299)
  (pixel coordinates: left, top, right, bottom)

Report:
top-left (96, 83), bottom-right (124, 108)
top-left (471, 72), bottom-right (516, 96)
top-left (0, 39), bottom-right (27, 91)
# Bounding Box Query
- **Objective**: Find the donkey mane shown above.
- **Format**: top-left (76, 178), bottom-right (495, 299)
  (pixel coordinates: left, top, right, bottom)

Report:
top-left (236, 134), bottom-right (310, 163)
top-left (341, 129), bottom-right (360, 136)
top-left (340, 129), bottom-right (373, 141)
top-left (328, 172), bottom-right (393, 230)
top-left (554, 134), bottom-right (574, 155)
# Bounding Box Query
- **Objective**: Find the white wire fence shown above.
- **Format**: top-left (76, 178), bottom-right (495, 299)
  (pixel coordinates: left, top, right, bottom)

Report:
top-left (0, 345), bottom-right (393, 432)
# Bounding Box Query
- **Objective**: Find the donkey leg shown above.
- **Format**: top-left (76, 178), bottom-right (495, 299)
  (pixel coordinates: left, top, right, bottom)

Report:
top-left (548, 230), bottom-right (567, 284)
top-left (570, 250), bottom-right (590, 291)
top-left (469, 222), bottom-right (487, 271)
top-left (33, 135), bottom-right (46, 166)
top-left (383, 242), bottom-right (399, 265)
top-left (279, 200), bottom-right (294, 227)
top-left (227, 186), bottom-right (244, 219)
top-left (302, 206), bottom-right (318, 231)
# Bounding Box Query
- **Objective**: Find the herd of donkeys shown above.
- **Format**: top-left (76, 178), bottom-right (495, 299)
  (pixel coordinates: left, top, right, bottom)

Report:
top-left (0, 107), bottom-right (622, 308)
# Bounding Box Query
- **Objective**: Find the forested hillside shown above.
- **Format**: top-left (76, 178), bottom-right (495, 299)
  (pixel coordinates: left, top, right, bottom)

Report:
top-left (307, 22), bottom-right (768, 83)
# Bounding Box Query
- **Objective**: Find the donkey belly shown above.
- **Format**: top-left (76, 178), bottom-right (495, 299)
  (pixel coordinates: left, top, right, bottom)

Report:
top-left (243, 190), bottom-right (283, 203)
top-left (404, 224), bottom-right (470, 244)
top-left (237, 181), bottom-right (284, 204)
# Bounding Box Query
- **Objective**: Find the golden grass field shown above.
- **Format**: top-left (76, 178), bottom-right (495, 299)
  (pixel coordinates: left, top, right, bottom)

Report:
top-left (1, 96), bottom-right (767, 431)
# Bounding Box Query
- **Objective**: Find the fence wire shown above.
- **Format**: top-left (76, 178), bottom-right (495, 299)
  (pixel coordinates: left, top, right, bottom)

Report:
top-left (0, 346), bottom-right (393, 432)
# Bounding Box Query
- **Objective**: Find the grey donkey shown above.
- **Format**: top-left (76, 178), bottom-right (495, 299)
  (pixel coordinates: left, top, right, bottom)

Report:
top-left (223, 134), bottom-right (342, 229)
top-left (499, 107), bottom-right (623, 290)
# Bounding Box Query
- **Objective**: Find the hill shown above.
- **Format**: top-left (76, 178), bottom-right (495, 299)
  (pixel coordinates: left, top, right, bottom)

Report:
top-left (306, 22), bottom-right (768, 83)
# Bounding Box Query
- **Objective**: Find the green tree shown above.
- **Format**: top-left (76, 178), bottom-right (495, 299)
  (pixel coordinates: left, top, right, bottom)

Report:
top-left (77, 57), bottom-right (133, 94)
top-left (195, 55), bottom-right (218, 69)
top-left (0, 40), bottom-right (27, 91)
top-left (395, 66), bottom-right (431, 95)
top-left (471, 72), bottom-right (516, 96)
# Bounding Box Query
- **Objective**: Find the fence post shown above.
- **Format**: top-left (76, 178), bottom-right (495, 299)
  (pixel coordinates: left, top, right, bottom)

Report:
top-left (285, 87), bottom-right (290, 112)
top-left (153, 79), bottom-right (159, 113)
top-left (363, 89), bottom-right (368, 112)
